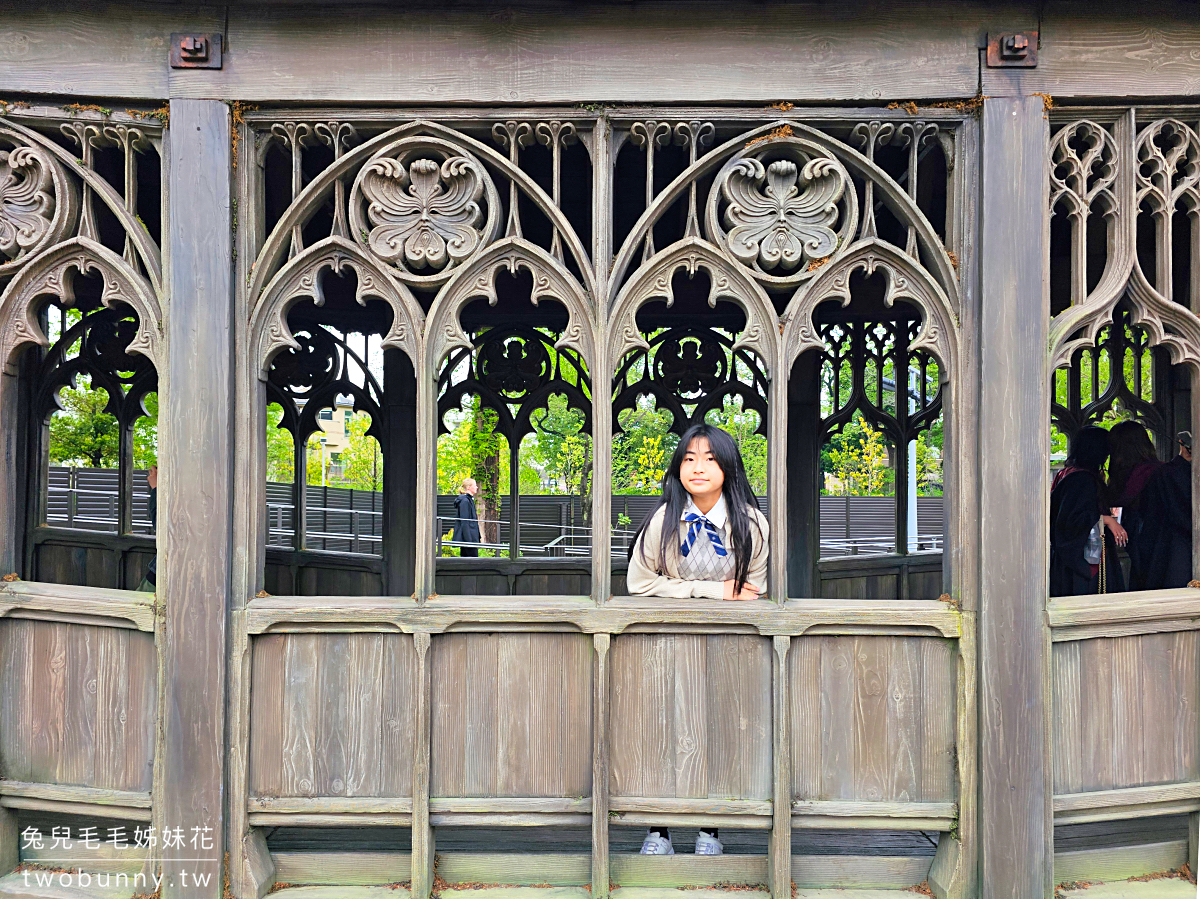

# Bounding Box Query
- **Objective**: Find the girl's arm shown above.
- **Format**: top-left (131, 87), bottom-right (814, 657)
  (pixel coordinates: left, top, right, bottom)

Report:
top-left (626, 511), bottom-right (726, 599)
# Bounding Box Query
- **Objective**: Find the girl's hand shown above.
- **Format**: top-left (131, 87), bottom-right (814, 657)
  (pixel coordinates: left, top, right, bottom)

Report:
top-left (1102, 514), bottom-right (1128, 547)
top-left (723, 580), bottom-right (763, 601)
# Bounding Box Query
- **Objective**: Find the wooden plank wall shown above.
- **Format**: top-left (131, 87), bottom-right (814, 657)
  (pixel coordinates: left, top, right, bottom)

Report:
top-left (0, 620), bottom-right (156, 791)
top-left (1052, 632), bottom-right (1200, 794)
top-left (431, 633), bottom-right (593, 797)
top-left (249, 633), bottom-right (418, 798)
top-left (789, 636), bottom-right (956, 804)
top-left (608, 635), bottom-right (772, 800)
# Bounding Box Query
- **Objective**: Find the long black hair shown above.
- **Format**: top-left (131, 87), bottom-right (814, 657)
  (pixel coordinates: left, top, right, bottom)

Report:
top-left (627, 423), bottom-right (764, 594)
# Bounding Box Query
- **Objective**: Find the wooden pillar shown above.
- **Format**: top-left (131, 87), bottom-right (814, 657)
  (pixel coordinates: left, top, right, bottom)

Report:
top-left (160, 99), bottom-right (233, 899)
top-left (977, 95), bottom-right (1051, 899)
top-left (411, 631), bottom-right (435, 898)
top-left (786, 352), bottom-right (821, 597)
top-left (591, 633), bottom-right (611, 897)
top-left (768, 636), bottom-right (791, 898)
top-left (383, 348), bottom-right (416, 595)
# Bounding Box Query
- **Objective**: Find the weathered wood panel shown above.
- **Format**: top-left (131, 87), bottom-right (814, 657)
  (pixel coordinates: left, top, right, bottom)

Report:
top-left (431, 633), bottom-right (593, 797)
top-left (249, 633), bottom-right (418, 798)
top-left (0, 619), bottom-right (155, 791)
top-left (609, 634), bottom-right (772, 800)
top-left (984, 2), bottom-right (1200, 99)
top-left (1052, 632), bottom-right (1200, 794)
top-left (162, 98), bottom-right (233, 899)
top-left (788, 636), bottom-right (955, 803)
top-left (977, 94), bottom-right (1050, 898)
top-left (162, 3), bottom-right (982, 103)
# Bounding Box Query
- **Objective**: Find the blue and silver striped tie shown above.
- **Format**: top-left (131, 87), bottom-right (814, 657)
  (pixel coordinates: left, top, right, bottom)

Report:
top-left (681, 512), bottom-right (728, 558)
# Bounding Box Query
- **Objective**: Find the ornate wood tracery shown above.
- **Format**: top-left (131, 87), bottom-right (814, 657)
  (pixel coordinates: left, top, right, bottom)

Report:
top-left (1048, 110), bottom-right (1200, 457)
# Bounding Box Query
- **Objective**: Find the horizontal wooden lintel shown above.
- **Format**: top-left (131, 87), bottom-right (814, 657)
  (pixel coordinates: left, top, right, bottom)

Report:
top-left (249, 796), bottom-right (414, 814)
top-left (244, 595), bottom-right (961, 638)
top-left (610, 797), bottom-right (772, 816)
top-left (0, 581), bottom-right (156, 632)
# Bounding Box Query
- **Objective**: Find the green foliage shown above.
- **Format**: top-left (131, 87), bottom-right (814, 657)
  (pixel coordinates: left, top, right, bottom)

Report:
top-left (266, 403), bottom-right (295, 483)
top-left (336, 412), bottom-right (383, 492)
top-left (133, 392), bottom-right (158, 467)
top-left (49, 377), bottom-right (118, 467)
top-left (528, 394), bottom-right (592, 497)
top-left (825, 417), bottom-right (893, 496)
top-left (613, 401), bottom-right (677, 495)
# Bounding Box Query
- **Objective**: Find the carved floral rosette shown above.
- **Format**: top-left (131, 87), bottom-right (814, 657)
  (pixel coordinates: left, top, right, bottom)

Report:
top-left (705, 136), bottom-right (858, 289)
top-left (0, 129), bottom-right (77, 280)
top-left (348, 137), bottom-right (502, 288)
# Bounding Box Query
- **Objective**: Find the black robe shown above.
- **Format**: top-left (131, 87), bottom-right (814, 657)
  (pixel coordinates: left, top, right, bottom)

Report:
top-left (1050, 469), bottom-right (1125, 597)
top-left (1138, 455), bottom-right (1192, 590)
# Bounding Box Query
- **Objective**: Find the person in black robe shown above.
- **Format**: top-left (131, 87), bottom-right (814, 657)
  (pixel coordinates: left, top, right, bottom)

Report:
top-left (1138, 431), bottom-right (1192, 590)
top-left (1050, 426), bottom-right (1126, 597)
top-left (453, 477), bottom-right (481, 557)
top-left (1106, 421), bottom-right (1163, 591)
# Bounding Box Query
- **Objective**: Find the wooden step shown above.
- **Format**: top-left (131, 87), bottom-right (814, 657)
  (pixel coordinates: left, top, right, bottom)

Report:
top-left (269, 887), bottom-right (412, 899)
top-left (1059, 880), bottom-right (1195, 898)
top-left (0, 870), bottom-right (140, 899)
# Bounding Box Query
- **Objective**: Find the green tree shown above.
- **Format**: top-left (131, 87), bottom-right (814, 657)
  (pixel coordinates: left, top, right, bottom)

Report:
top-left (266, 403), bottom-right (295, 483)
top-left (133, 392), bottom-right (158, 467)
top-left (613, 401), bottom-right (676, 495)
top-left (335, 412), bottom-right (383, 492)
top-left (825, 418), bottom-right (893, 496)
top-left (49, 378), bottom-right (118, 467)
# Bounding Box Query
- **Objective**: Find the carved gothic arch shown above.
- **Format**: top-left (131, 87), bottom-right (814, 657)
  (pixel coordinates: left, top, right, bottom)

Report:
top-left (252, 236), bottom-right (423, 377)
top-left (1048, 113), bottom-right (1200, 374)
top-left (607, 236), bottom-right (779, 378)
top-left (0, 236), bottom-right (163, 374)
top-left (1, 118), bottom-right (162, 293)
top-left (424, 236), bottom-right (596, 374)
top-left (1047, 113), bottom-right (1135, 371)
top-left (781, 238), bottom-right (959, 379)
top-left (609, 119), bottom-right (959, 316)
top-left (247, 120), bottom-right (597, 311)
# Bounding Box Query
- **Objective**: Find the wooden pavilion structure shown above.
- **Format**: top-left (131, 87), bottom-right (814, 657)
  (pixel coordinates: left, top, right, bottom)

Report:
top-left (1, 3), bottom-right (1200, 898)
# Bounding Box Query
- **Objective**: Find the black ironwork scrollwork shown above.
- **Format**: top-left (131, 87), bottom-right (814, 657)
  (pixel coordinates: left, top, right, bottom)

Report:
top-left (438, 325), bottom-right (591, 441)
top-left (818, 313), bottom-right (941, 446)
top-left (267, 325), bottom-right (384, 445)
top-left (612, 327), bottom-right (768, 436)
top-left (1052, 303), bottom-right (1168, 446)
top-left (36, 299), bottom-right (157, 429)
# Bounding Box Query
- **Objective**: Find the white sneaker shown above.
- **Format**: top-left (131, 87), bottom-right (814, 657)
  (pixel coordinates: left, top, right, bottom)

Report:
top-left (695, 831), bottom-right (723, 856)
top-left (639, 831), bottom-right (674, 855)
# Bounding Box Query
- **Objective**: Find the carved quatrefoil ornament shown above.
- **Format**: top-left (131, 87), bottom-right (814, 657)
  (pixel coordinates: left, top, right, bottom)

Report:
top-left (705, 137), bottom-right (857, 288)
top-left (0, 132), bottom-right (76, 278)
top-left (348, 138), bottom-right (501, 287)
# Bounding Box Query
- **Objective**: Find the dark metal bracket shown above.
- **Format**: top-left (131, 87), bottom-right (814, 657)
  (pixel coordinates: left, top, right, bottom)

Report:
top-left (987, 31), bottom-right (1038, 68)
top-left (170, 33), bottom-right (223, 69)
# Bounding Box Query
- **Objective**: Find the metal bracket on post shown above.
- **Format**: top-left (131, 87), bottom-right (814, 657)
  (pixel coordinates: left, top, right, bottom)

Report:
top-left (170, 33), bottom-right (224, 69)
top-left (986, 31), bottom-right (1038, 68)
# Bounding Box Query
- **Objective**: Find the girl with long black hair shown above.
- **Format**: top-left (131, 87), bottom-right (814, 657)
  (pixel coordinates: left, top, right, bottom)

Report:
top-left (625, 423), bottom-right (769, 855)
top-left (627, 422), bottom-right (768, 601)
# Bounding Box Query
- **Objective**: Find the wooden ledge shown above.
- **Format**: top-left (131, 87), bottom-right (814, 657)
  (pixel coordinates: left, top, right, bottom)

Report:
top-left (0, 580), bottom-right (156, 632)
top-left (243, 595), bottom-right (961, 638)
top-left (1048, 587), bottom-right (1200, 641)
top-left (1053, 782), bottom-right (1200, 825)
top-left (0, 781), bottom-right (153, 821)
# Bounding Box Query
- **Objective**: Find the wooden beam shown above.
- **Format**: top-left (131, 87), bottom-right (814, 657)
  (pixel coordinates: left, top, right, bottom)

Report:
top-left (985, 1), bottom-right (1200, 100)
top-left (161, 98), bottom-right (233, 899)
top-left (977, 93), bottom-right (1051, 899)
top-left (983, 77), bottom-right (1045, 898)
top-left (162, 3), bottom-right (981, 104)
